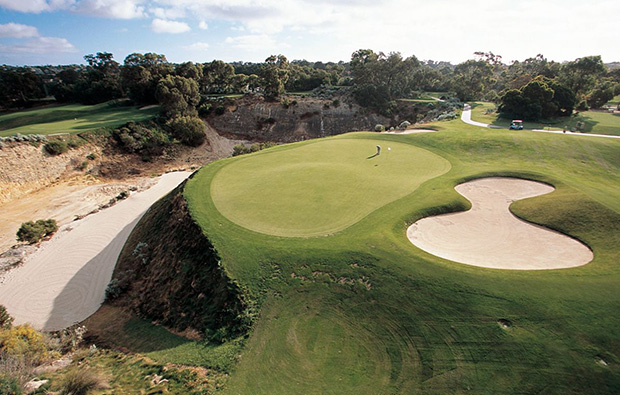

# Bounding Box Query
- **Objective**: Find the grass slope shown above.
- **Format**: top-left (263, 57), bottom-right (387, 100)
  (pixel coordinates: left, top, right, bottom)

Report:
top-left (0, 101), bottom-right (158, 137)
top-left (184, 121), bottom-right (620, 393)
top-left (471, 101), bottom-right (620, 136)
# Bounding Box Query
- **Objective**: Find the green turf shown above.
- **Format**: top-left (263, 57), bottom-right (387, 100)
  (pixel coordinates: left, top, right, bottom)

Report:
top-left (471, 101), bottom-right (620, 136)
top-left (210, 138), bottom-right (449, 237)
top-left (184, 120), bottom-right (620, 393)
top-left (0, 101), bottom-right (158, 137)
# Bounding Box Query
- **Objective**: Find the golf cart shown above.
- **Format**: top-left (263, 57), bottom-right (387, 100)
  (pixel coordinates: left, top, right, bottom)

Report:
top-left (509, 120), bottom-right (523, 130)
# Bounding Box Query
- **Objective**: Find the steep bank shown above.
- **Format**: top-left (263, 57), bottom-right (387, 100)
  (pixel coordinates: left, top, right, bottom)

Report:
top-left (208, 96), bottom-right (390, 142)
top-left (107, 182), bottom-right (249, 340)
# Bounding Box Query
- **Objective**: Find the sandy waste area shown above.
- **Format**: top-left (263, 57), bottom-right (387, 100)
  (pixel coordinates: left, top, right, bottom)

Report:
top-left (0, 171), bottom-right (191, 331)
top-left (407, 178), bottom-right (593, 270)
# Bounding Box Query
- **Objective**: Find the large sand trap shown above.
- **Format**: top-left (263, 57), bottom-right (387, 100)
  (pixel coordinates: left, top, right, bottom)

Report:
top-left (382, 128), bottom-right (436, 135)
top-left (407, 178), bottom-right (593, 270)
top-left (0, 171), bottom-right (191, 331)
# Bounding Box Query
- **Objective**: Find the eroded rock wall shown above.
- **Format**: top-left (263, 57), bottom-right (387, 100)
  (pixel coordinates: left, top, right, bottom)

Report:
top-left (208, 97), bottom-right (390, 142)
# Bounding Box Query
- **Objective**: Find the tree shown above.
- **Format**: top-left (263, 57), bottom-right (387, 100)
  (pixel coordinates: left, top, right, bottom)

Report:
top-left (200, 60), bottom-right (236, 94)
top-left (588, 80), bottom-right (617, 108)
top-left (0, 66), bottom-right (45, 108)
top-left (176, 61), bottom-right (203, 81)
top-left (261, 55), bottom-right (290, 100)
top-left (155, 75), bottom-right (200, 118)
top-left (450, 59), bottom-right (494, 101)
top-left (498, 76), bottom-right (576, 121)
top-left (122, 53), bottom-right (173, 104)
top-left (76, 52), bottom-right (123, 104)
top-left (559, 56), bottom-right (607, 98)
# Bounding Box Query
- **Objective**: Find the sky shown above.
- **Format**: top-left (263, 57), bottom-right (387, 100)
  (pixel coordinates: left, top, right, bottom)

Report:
top-left (0, 0), bottom-right (618, 66)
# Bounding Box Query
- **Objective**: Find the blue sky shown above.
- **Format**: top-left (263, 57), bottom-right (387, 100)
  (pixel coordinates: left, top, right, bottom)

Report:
top-left (0, 0), bottom-right (618, 66)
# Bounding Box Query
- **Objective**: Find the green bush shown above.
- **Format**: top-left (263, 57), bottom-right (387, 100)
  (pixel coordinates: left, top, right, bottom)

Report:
top-left (0, 375), bottom-right (21, 395)
top-left (165, 116), bottom-right (206, 147)
top-left (16, 219), bottom-right (58, 244)
top-left (374, 124), bottom-right (385, 132)
top-left (43, 141), bottom-right (68, 155)
top-left (112, 122), bottom-right (170, 154)
top-left (0, 306), bottom-right (13, 330)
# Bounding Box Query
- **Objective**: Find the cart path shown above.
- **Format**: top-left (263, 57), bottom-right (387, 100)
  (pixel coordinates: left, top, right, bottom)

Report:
top-left (461, 104), bottom-right (620, 139)
top-left (0, 171), bottom-right (192, 331)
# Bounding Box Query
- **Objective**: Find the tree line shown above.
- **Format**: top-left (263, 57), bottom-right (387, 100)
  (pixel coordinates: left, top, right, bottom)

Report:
top-left (1, 50), bottom-right (619, 122)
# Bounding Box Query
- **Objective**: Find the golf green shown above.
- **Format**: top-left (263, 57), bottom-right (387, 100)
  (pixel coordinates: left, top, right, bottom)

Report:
top-left (210, 136), bottom-right (450, 237)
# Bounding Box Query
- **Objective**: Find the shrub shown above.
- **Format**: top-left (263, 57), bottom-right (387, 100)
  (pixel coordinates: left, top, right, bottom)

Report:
top-left (0, 324), bottom-right (49, 364)
top-left (0, 306), bottom-right (13, 330)
top-left (59, 368), bottom-right (103, 395)
top-left (43, 141), bottom-right (68, 155)
top-left (16, 219), bottom-right (58, 244)
top-left (374, 124), bottom-right (385, 132)
top-left (86, 153), bottom-right (96, 160)
top-left (198, 103), bottom-right (212, 117)
top-left (166, 116), bottom-right (206, 147)
top-left (398, 120), bottom-right (411, 130)
top-left (214, 105), bottom-right (225, 115)
top-left (112, 122), bottom-right (170, 154)
top-left (0, 375), bottom-right (21, 395)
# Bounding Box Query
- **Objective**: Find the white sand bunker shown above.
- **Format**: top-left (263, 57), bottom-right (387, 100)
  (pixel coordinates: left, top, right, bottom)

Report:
top-left (407, 178), bottom-right (593, 270)
top-left (383, 128), bottom-right (436, 135)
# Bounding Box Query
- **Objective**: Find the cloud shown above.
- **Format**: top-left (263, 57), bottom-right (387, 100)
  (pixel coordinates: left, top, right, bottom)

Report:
top-left (0, 36), bottom-right (78, 54)
top-left (198, 20), bottom-right (208, 30)
top-left (0, 0), bottom-right (74, 13)
top-left (152, 6), bottom-right (185, 19)
top-left (75, 0), bottom-right (146, 19)
top-left (0, 23), bottom-right (40, 38)
top-left (185, 41), bottom-right (210, 51)
top-left (151, 18), bottom-right (190, 33)
top-left (224, 34), bottom-right (281, 51)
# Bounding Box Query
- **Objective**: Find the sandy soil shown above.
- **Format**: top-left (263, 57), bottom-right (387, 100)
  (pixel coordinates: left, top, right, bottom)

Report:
top-left (0, 171), bottom-right (191, 331)
top-left (0, 176), bottom-right (158, 253)
top-left (407, 178), bottom-right (593, 270)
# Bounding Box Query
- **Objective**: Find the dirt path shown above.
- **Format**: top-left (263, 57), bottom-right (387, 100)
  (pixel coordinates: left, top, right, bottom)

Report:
top-left (407, 178), bottom-right (593, 270)
top-left (0, 171), bottom-right (191, 331)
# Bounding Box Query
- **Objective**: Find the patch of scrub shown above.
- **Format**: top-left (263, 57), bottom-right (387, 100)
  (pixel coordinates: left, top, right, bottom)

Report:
top-left (210, 138), bottom-right (450, 237)
top-left (407, 177), bottom-right (593, 270)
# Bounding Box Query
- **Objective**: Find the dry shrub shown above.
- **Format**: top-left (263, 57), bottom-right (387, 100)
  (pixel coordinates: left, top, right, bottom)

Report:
top-left (60, 368), bottom-right (104, 395)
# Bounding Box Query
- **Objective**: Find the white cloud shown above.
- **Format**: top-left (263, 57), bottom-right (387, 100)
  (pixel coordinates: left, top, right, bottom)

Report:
top-left (185, 41), bottom-right (210, 51)
top-left (198, 20), bottom-right (208, 30)
top-left (224, 34), bottom-right (280, 51)
top-left (75, 0), bottom-right (146, 19)
top-left (0, 0), bottom-right (74, 13)
top-left (152, 6), bottom-right (185, 19)
top-left (0, 36), bottom-right (78, 54)
top-left (0, 23), bottom-right (40, 38)
top-left (151, 18), bottom-right (190, 33)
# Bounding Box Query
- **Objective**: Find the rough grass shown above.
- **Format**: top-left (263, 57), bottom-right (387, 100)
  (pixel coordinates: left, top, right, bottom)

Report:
top-left (470, 101), bottom-right (620, 136)
top-left (184, 119), bottom-right (620, 393)
top-left (0, 101), bottom-right (158, 137)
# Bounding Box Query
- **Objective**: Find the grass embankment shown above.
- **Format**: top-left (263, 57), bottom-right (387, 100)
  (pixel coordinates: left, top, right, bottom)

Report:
top-left (471, 101), bottom-right (620, 136)
top-left (0, 101), bottom-right (158, 137)
top-left (181, 121), bottom-right (620, 393)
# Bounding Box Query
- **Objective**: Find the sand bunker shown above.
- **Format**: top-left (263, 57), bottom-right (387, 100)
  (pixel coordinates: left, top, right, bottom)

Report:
top-left (0, 171), bottom-right (191, 331)
top-left (407, 178), bottom-right (593, 270)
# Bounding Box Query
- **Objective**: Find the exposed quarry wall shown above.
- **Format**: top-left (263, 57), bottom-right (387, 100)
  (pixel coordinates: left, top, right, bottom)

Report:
top-left (208, 96), bottom-right (390, 142)
top-left (0, 142), bottom-right (101, 205)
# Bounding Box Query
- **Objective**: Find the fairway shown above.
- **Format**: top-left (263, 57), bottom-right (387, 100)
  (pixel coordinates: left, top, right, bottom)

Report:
top-left (0, 101), bottom-right (158, 137)
top-left (210, 137), bottom-right (450, 237)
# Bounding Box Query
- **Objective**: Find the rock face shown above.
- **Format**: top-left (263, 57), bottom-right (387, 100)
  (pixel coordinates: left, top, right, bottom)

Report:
top-left (208, 96), bottom-right (390, 142)
top-left (0, 142), bottom-right (100, 205)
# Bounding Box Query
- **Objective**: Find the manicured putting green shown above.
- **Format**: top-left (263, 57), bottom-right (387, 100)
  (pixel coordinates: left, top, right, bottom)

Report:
top-left (211, 137), bottom-right (450, 237)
